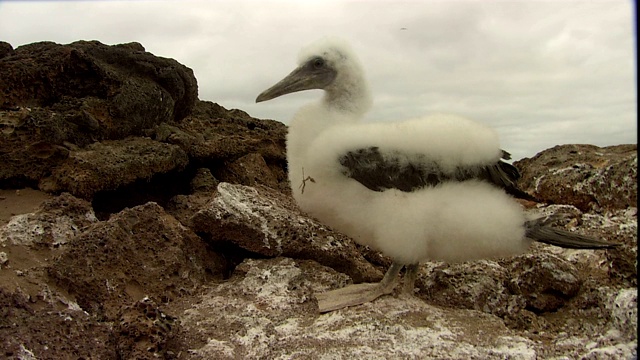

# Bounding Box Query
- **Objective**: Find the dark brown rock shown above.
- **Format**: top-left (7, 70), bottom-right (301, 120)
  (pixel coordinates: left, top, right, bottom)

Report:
top-left (48, 202), bottom-right (224, 319)
top-left (152, 101), bottom-right (289, 192)
top-left (0, 41), bottom-right (13, 59)
top-left (0, 40), bottom-right (287, 195)
top-left (506, 253), bottom-right (582, 313)
top-left (0, 40), bottom-right (197, 133)
top-left (44, 137), bottom-right (189, 199)
top-left (0, 288), bottom-right (117, 359)
top-left (0, 193), bottom-right (105, 360)
top-left (152, 101), bottom-right (286, 161)
top-left (220, 152), bottom-right (280, 188)
top-left (0, 40), bottom-right (198, 189)
top-left (190, 167), bottom-right (219, 193)
top-left (115, 297), bottom-right (180, 359)
top-left (0, 107), bottom-right (73, 187)
top-left (515, 144), bottom-right (637, 212)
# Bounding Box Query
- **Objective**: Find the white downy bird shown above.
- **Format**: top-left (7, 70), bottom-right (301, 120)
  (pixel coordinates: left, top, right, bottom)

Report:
top-left (256, 38), bottom-right (617, 312)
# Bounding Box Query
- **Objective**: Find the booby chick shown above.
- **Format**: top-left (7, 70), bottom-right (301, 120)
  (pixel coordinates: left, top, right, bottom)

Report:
top-left (256, 38), bottom-right (617, 313)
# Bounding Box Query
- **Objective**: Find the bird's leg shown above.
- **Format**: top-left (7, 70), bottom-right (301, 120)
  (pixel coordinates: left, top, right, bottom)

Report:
top-left (402, 263), bottom-right (420, 295)
top-left (316, 262), bottom-right (403, 313)
top-left (379, 262), bottom-right (403, 293)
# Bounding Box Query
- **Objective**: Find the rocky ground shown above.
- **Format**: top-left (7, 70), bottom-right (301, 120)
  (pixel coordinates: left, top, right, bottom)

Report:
top-left (0, 40), bottom-right (636, 359)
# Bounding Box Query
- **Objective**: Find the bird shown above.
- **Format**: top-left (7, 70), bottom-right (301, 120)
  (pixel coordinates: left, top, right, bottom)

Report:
top-left (255, 38), bottom-right (618, 313)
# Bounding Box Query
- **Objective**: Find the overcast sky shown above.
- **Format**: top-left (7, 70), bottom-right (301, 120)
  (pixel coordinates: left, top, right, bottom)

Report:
top-left (0, 0), bottom-right (636, 160)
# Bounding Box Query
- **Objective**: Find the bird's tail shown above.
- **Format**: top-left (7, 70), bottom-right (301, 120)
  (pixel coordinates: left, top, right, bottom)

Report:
top-left (525, 214), bottom-right (619, 249)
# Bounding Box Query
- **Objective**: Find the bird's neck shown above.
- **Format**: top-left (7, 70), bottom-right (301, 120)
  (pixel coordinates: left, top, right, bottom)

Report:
top-left (322, 74), bottom-right (372, 119)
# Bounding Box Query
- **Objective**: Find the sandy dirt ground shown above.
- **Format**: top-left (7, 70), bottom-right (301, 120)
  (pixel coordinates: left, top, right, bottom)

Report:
top-left (0, 188), bottom-right (52, 226)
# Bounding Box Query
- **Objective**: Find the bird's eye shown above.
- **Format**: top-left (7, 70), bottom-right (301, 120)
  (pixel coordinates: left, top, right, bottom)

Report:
top-left (313, 58), bottom-right (324, 69)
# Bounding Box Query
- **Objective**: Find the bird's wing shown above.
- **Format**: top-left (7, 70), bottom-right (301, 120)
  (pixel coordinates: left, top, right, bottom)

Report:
top-left (339, 146), bottom-right (537, 200)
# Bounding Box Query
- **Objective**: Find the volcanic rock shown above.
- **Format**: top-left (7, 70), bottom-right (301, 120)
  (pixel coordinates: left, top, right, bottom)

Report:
top-left (48, 202), bottom-right (224, 319)
top-left (515, 144), bottom-right (637, 212)
top-left (173, 182), bottom-right (381, 283)
top-left (0, 40), bottom-right (198, 190)
top-left (0, 40), bottom-right (197, 134)
top-left (44, 137), bottom-right (189, 199)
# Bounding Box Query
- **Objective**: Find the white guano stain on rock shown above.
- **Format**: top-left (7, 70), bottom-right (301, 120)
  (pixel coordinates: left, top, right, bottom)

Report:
top-left (608, 288), bottom-right (637, 338)
top-left (214, 182), bottom-right (282, 251)
top-left (180, 257), bottom-right (543, 359)
top-left (0, 214), bottom-right (45, 246)
top-left (0, 207), bottom-right (97, 246)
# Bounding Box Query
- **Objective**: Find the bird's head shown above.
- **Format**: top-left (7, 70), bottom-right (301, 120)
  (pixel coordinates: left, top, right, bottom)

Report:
top-left (256, 38), bottom-right (372, 115)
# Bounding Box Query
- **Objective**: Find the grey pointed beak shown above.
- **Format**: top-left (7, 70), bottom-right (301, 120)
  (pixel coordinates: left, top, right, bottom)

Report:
top-left (256, 62), bottom-right (337, 103)
top-left (255, 66), bottom-right (315, 103)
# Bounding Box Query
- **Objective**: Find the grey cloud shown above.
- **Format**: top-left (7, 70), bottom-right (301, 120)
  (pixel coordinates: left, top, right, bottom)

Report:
top-left (0, 0), bottom-right (635, 160)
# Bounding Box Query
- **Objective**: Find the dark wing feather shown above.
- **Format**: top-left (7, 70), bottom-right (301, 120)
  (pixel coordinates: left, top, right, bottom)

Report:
top-left (481, 161), bottom-right (539, 201)
top-left (339, 147), bottom-right (538, 201)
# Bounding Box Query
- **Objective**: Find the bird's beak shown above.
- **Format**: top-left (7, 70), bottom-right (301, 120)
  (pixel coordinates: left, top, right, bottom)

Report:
top-left (256, 66), bottom-right (316, 103)
top-left (256, 64), bottom-right (336, 103)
